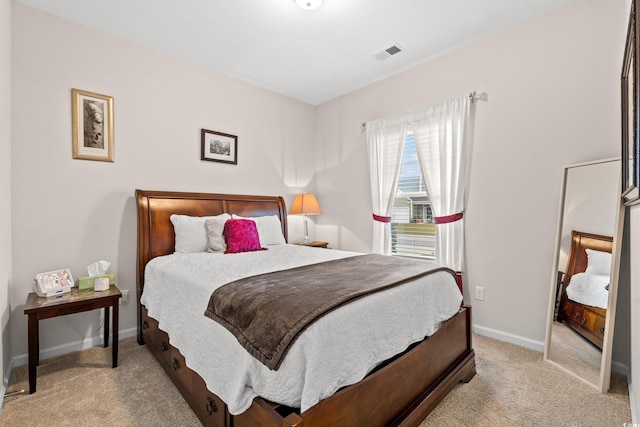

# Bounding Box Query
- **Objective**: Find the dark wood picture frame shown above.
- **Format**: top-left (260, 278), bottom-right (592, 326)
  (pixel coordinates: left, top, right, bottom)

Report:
top-left (622, 0), bottom-right (640, 205)
top-left (201, 129), bottom-right (238, 165)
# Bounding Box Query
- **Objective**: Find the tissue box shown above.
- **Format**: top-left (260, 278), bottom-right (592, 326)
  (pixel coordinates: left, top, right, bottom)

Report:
top-left (77, 273), bottom-right (116, 290)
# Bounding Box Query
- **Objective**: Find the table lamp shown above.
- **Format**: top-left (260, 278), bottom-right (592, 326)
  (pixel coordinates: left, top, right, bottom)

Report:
top-left (289, 193), bottom-right (322, 244)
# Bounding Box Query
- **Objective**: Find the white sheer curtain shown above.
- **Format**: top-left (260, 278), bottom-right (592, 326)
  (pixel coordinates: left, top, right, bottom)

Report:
top-left (411, 95), bottom-right (472, 278)
top-left (365, 118), bottom-right (409, 254)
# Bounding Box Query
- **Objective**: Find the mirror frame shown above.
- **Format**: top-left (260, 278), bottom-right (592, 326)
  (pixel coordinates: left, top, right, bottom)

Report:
top-left (622, 0), bottom-right (640, 205)
top-left (543, 158), bottom-right (625, 392)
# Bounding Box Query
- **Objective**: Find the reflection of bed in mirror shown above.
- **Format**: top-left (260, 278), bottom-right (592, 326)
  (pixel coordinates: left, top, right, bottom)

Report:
top-left (556, 230), bottom-right (613, 350)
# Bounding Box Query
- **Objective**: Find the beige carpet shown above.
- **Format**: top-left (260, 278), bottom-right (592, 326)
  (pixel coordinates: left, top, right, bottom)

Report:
top-left (2, 338), bottom-right (201, 426)
top-left (423, 335), bottom-right (630, 426)
top-left (1, 334), bottom-right (631, 426)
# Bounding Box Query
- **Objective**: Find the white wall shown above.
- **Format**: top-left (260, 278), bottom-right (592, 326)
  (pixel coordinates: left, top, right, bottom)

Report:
top-left (314, 0), bottom-right (627, 348)
top-left (10, 3), bottom-right (317, 357)
top-left (1, 0), bottom-right (12, 389)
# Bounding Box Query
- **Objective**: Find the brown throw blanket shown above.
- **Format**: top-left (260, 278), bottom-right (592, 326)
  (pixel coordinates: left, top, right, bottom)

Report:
top-left (204, 254), bottom-right (455, 370)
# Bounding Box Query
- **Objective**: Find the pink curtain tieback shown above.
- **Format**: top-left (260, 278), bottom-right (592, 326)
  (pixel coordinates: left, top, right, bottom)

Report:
top-left (433, 212), bottom-right (464, 224)
top-left (372, 214), bottom-right (391, 223)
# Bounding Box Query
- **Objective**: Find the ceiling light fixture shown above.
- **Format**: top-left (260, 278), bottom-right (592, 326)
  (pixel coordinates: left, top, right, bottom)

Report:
top-left (294, 0), bottom-right (324, 10)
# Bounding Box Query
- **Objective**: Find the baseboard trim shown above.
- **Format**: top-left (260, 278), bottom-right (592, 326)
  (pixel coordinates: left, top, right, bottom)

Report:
top-left (474, 325), bottom-right (630, 371)
top-left (612, 359), bottom-right (629, 376)
top-left (631, 380), bottom-right (637, 424)
top-left (613, 361), bottom-right (636, 423)
top-left (473, 324), bottom-right (545, 352)
top-left (0, 356), bottom-right (14, 417)
top-left (11, 326), bottom-right (137, 368)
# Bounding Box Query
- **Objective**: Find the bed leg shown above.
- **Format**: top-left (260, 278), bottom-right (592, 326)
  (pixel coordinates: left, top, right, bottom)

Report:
top-left (137, 319), bottom-right (146, 346)
top-left (137, 302), bottom-right (145, 345)
top-left (283, 413), bottom-right (304, 426)
top-left (459, 350), bottom-right (476, 383)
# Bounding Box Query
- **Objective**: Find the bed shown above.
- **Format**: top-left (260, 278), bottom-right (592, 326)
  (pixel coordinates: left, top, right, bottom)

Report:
top-left (135, 189), bottom-right (476, 427)
top-left (556, 230), bottom-right (613, 350)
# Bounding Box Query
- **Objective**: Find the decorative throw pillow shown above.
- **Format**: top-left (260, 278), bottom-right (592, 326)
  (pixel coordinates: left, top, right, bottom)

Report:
top-left (205, 218), bottom-right (228, 252)
top-left (170, 213), bottom-right (231, 253)
top-left (224, 219), bottom-right (265, 254)
top-left (231, 214), bottom-right (286, 245)
top-left (585, 249), bottom-right (612, 276)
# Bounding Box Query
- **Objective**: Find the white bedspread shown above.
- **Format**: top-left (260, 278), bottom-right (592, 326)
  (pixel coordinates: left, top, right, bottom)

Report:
top-left (140, 244), bottom-right (462, 415)
top-left (566, 272), bottom-right (610, 309)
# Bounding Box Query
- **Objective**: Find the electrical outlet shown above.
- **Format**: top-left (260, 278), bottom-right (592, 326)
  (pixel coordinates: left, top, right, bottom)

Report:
top-left (475, 286), bottom-right (485, 301)
top-left (121, 289), bottom-right (129, 304)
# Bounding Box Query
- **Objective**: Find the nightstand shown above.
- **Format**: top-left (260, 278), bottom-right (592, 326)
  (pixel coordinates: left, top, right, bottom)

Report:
top-left (296, 241), bottom-right (329, 248)
top-left (24, 285), bottom-right (122, 394)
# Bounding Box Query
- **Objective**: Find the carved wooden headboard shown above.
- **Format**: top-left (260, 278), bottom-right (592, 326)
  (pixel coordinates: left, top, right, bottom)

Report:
top-left (135, 189), bottom-right (288, 342)
top-left (563, 230), bottom-right (613, 286)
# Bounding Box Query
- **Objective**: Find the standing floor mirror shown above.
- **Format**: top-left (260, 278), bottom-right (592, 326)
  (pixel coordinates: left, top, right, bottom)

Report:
top-left (544, 158), bottom-right (624, 392)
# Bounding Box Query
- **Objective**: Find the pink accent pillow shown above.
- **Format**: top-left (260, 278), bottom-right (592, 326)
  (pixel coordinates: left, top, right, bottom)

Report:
top-left (224, 219), bottom-right (265, 254)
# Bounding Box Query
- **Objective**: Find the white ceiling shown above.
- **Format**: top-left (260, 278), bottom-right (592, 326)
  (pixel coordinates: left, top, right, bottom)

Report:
top-left (18, 0), bottom-right (576, 105)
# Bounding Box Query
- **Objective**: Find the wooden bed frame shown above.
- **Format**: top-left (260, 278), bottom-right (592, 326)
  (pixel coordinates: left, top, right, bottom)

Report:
top-left (135, 189), bottom-right (476, 427)
top-left (557, 230), bottom-right (613, 350)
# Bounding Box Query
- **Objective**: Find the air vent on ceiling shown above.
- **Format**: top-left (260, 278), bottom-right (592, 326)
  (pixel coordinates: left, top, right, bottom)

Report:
top-left (375, 44), bottom-right (405, 61)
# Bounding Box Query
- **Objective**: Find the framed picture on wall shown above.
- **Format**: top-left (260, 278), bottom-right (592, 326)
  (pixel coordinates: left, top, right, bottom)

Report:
top-left (71, 88), bottom-right (114, 162)
top-left (201, 129), bottom-right (238, 165)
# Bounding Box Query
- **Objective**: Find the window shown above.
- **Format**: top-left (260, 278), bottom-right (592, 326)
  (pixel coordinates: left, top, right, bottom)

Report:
top-left (391, 132), bottom-right (435, 258)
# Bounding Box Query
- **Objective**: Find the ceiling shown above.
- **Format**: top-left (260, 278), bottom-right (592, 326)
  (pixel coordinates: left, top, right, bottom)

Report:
top-left (18, 0), bottom-right (576, 105)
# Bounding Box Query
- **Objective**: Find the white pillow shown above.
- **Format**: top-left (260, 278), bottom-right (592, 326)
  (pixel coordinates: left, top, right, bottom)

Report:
top-left (170, 213), bottom-right (231, 253)
top-left (585, 248), bottom-right (612, 276)
top-left (231, 214), bottom-right (286, 245)
top-left (205, 218), bottom-right (228, 252)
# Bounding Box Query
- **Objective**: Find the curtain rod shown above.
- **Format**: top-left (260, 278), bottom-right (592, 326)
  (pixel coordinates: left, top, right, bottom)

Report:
top-left (360, 91), bottom-right (487, 131)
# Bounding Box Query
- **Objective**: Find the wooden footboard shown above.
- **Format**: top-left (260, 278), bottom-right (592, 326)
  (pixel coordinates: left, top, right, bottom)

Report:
top-left (141, 306), bottom-right (475, 427)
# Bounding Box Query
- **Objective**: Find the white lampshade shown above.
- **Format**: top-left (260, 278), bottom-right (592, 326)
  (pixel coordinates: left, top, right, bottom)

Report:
top-left (294, 0), bottom-right (324, 10)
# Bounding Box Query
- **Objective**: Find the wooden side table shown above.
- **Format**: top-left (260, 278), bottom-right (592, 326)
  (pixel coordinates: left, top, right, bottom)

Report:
top-left (23, 285), bottom-right (122, 394)
top-left (296, 241), bottom-right (329, 248)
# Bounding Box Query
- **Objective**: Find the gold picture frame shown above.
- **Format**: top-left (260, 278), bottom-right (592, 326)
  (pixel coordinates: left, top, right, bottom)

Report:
top-left (71, 88), bottom-right (114, 162)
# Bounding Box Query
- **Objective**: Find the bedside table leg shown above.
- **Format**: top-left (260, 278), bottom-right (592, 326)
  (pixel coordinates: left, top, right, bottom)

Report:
top-left (103, 306), bottom-right (110, 348)
top-left (112, 301), bottom-right (119, 368)
top-left (27, 315), bottom-right (37, 394)
top-left (35, 319), bottom-right (39, 366)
